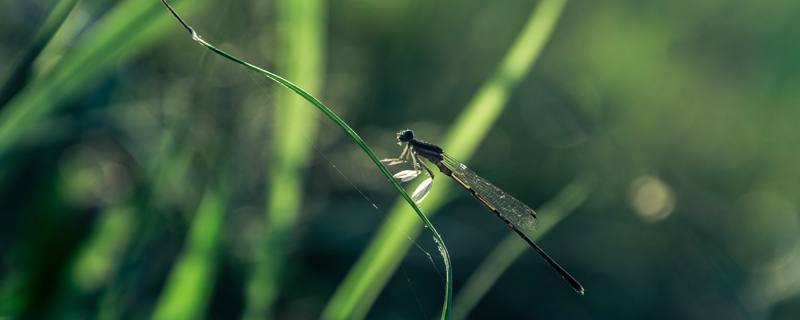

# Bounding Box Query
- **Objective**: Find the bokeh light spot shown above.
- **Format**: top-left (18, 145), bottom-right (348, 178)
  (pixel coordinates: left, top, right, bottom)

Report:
top-left (628, 176), bottom-right (675, 223)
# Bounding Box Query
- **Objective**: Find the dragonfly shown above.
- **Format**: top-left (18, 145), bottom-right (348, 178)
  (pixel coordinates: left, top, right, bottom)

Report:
top-left (382, 129), bottom-right (584, 294)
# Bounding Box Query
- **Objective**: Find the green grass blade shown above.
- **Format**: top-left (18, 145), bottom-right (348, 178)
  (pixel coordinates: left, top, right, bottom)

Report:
top-left (150, 183), bottom-right (229, 320)
top-left (442, 0), bottom-right (569, 154)
top-left (0, 0), bottom-right (79, 108)
top-left (321, 0), bottom-right (568, 319)
top-left (158, 1), bottom-right (454, 319)
top-left (69, 205), bottom-right (137, 293)
top-left (93, 108), bottom-right (199, 320)
top-left (0, 0), bottom-right (210, 157)
top-left (451, 172), bottom-right (598, 320)
top-left (241, 0), bottom-right (327, 318)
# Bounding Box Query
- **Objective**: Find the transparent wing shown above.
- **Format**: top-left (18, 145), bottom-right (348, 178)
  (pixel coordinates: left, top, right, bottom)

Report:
top-left (441, 154), bottom-right (539, 231)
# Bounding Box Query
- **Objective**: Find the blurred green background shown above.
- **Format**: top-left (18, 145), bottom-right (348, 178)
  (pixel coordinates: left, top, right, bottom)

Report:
top-left (2, 0), bottom-right (800, 319)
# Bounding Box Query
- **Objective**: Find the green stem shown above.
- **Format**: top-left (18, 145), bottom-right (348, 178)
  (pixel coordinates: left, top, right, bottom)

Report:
top-left (242, 0), bottom-right (327, 318)
top-left (159, 1), bottom-right (453, 319)
top-left (322, 1), bottom-right (569, 319)
top-left (151, 182), bottom-right (230, 320)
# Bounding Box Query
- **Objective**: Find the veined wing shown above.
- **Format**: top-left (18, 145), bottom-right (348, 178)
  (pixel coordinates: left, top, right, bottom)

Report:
top-left (441, 154), bottom-right (539, 232)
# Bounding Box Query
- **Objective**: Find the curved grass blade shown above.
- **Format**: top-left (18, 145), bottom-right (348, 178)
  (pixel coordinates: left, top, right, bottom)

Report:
top-left (159, 1), bottom-right (453, 319)
top-left (322, 0), bottom-right (569, 319)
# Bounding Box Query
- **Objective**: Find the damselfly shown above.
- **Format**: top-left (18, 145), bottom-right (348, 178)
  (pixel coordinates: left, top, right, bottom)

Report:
top-left (382, 129), bottom-right (584, 294)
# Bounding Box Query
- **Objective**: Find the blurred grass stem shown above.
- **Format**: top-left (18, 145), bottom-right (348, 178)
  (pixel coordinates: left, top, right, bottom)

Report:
top-left (242, 0), bottom-right (326, 318)
top-left (0, 0), bottom-right (209, 158)
top-left (151, 183), bottom-right (230, 320)
top-left (0, 0), bottom-right (79, 109)
top-left (321, 0), bottom-right (568, 319)
top-left (159, 1), bottom-right (454, 319)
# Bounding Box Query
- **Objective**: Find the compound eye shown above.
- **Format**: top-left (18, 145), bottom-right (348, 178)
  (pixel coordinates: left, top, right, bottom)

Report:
top-left (403, 130), bottom-right (414, 141)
